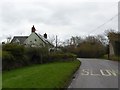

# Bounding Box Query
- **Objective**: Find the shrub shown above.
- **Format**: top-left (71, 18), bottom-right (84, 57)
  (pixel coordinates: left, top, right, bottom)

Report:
top-left (65, 42), bottom-right (106, 58)
top-left (0, 50), bottom-right (2, 58)
top-left (2, 44), bottom-right (77, 71)
top-left (25, 47), bottom-right (49, 64)
top-left (2, 44), bottom-right (25, 60)
top-left (103, 54), bottom-right (120, 61)
top-left (48, 53), bottom-right (77, 62)
top-left (2, 51), bottom-right (15, 70)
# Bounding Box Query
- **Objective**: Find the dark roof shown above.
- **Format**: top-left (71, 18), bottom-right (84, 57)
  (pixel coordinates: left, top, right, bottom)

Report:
top-left (11, 36), bottom-right (28, 44)
top-left (35, 33), bottom-right (54, 47)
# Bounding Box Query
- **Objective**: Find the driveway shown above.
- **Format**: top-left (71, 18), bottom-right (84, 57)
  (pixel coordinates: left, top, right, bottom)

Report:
top-left (68, 58), bottom-right (119, 88)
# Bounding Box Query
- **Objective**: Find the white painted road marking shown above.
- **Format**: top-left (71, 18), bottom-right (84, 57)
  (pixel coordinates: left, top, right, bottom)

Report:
top-left (81, 69), bottom-right (89, 75)
top-left (81, 69), bottom-right (118, 76)
top-left (69, 59), bottom-right (119, 88)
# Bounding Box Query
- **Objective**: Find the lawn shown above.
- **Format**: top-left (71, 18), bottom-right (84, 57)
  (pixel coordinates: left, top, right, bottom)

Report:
top-left (0, 50), bottom-right (1, 89)
top-left (3, 60), bottom-right (80, 88)
top-left (0, 73), bottom-right (1, 89)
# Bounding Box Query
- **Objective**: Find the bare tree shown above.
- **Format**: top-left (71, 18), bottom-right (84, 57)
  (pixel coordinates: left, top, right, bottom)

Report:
top-left (62, 39), bottom-right (71, 46)
top-left (72, 36), bottom-right (83, 46)
top-left (48, 35), bottom-right (56, 45)
top-left (104, 29), bottom-right (116, 36)
top-left (48, 35), bottom-right (62, 47)
top-left (96, 35), bottom-right (108, 45)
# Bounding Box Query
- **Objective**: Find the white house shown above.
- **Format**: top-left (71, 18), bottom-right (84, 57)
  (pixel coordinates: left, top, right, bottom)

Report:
top-left (11, 25), bottom-right (54, 48)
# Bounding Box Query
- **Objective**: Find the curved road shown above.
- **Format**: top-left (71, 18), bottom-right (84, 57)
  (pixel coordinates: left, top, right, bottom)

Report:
top-left (68, 58), bottom-right (119, 88)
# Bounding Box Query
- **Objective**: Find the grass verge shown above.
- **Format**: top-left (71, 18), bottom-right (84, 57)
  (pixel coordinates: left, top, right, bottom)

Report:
top-left (0, 49), bottom-right (1, 89)
top-left (3, 60), bottom-right (81, 89)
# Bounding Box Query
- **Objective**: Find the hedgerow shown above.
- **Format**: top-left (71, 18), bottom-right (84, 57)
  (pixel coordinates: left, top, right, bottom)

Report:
top-left (2, 44), bottom-right (77, 70)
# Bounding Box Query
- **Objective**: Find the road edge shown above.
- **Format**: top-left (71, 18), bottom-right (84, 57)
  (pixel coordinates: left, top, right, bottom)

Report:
top-left (67, 59), bottom-right (82, 88)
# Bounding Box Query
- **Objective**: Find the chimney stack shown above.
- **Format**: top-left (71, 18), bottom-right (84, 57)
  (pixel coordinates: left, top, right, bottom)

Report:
top-left (44, 33), bottom-right (47, 39)
top-left (31, 25), bottom-right (36, 33)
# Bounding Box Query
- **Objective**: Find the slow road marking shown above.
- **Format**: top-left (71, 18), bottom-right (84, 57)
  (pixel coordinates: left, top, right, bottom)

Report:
top-left (81, 69), bottom-right (118, 76)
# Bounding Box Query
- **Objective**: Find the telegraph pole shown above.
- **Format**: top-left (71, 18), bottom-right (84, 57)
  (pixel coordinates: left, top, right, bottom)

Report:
top-left (56, 35), bottom-right (57, 51)
top-left (108, 44), bottom-right (110, 60)
top-left (107, 34), bottom-right (110, 60)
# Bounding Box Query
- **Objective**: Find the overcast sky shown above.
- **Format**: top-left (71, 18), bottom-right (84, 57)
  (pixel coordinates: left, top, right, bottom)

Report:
top-left (0, 0), bottom-right (119, 42)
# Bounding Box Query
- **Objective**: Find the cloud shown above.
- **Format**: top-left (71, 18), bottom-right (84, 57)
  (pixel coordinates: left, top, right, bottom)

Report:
top-left (0, 0), bottom-right (118, 42)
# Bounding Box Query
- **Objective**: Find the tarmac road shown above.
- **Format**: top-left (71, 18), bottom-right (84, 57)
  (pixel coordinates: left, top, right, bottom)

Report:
top-left (68, 58), bottom-right (119, 88)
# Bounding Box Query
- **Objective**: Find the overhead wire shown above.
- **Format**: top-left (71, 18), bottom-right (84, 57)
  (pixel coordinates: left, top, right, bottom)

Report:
top-left (88, 13), bottom-right (118, 35)
top-left (87, 2), bottom-right (118, 35)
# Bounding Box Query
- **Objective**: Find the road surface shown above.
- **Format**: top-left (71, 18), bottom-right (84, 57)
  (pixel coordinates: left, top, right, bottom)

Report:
top-left (68, 58), bottom-right (119, 88)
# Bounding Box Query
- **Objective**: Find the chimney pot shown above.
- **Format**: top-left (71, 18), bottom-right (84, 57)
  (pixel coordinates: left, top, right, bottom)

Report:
top-left (44, 33), bottom-right (47, 39)
top-left (31, 25), bottom-right (36, 33)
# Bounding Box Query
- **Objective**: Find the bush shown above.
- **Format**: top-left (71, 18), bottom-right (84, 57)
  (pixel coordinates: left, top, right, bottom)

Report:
top-left (2, 51), bottom-right (15, 70)
top-left (25, 47), bottom-right (49, 64)
top-left (0, 50), bottom-right (2, 58)
top-left (63, 42), bottom-right (106, 58)
top-left (2, 44), bottom-right (25, 60)
top-left (2, 44), bottom-right (77, 71)
top-left (48, 53), bottom-right (77, 62)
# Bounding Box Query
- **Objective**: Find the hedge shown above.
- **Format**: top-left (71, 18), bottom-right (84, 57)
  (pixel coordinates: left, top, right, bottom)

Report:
top-left (2, 51), bottom-right (15, 70)
top-left (2, 44), bottom-right (77, 70)
top-left (48, 53), bottom-right (77, 61)
top-left (2, 44), bottom-right (25, 60)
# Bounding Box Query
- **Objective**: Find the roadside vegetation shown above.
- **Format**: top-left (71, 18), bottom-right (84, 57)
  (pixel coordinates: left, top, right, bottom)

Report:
top-left (2, 43), bottom-right (80, 88)
top-left (61, 35), bottom-right (107, 58)
top-left (2, 44), bottom-right (77, 70)
top-left (100, 31), bottom-right (120, 61)
top-left (103, 54), bottom-right (120, 61)
top-left (3, 60), bottom-right (80, 88)
top-left (0, 50), bottom-right (1, 58)
top-left (0, 44), bottom-right (2, 89)
top-left (0, 44), bottom-right (2, 58)
top-left (61, 30), bottom-right (120, 61)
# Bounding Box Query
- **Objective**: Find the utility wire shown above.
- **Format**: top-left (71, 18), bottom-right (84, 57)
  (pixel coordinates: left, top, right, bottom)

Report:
top-left (88, 13), bottom-right (118, 35)
top-left (88, 1), bottom-right (119, 35)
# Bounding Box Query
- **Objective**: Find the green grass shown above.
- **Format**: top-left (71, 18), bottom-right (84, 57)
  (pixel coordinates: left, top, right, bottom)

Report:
top-left (0, 73), bottom-right (1, 89)
top-left (3, 60), bottom-right (80, 88)
top-left (0, 49), bottom-right (1, 89)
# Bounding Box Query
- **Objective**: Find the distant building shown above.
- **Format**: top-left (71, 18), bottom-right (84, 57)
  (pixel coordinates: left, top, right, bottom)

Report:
top-left (11, 25), bottom-right (54, 48)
